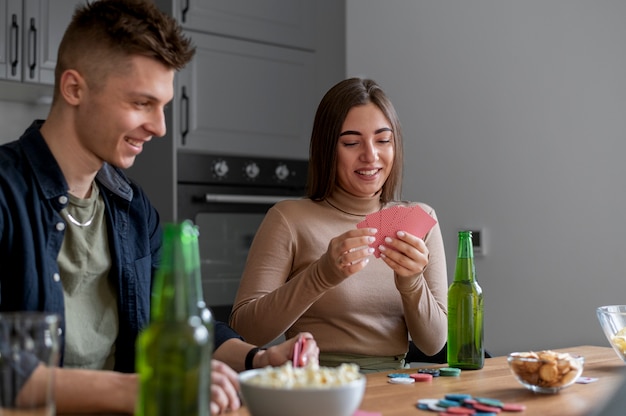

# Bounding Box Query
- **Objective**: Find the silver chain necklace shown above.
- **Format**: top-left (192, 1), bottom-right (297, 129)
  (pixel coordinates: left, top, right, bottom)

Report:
top-left (66, 185), bottom-right (98, 227)
top-left (65, 211), bottom-right (95, 227)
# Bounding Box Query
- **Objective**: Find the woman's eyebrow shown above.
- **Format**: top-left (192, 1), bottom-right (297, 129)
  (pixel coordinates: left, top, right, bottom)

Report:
top-left (339, 127), bottom-right (392, 137)
top-left (339, 130), bottom-right (361, 137)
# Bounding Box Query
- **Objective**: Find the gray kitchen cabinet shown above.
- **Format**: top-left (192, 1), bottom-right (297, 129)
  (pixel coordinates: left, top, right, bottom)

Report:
top-left (153, 0), bottom-right (321, 158)
top-left (0, 0), bottom-right (21, 80)
top-left (0, 0), bottom-right (82, 85)
top-left (175, 31), bottom-right (317, 159)
top-left (128, 0), bottom-right (346, 221)
top-left (168, 0), bottom-right (315, 50)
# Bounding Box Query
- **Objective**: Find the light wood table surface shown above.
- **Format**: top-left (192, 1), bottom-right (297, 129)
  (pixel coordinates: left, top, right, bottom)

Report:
top-left (60, 345), bottom-right (624, 416)
top-left (230, 345), bottom-right (625, 416)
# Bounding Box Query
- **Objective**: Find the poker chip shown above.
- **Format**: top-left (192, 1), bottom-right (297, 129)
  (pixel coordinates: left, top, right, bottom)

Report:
top-left (438, 399), bottom-right (461, 408)
top-left (445, 393), bottom-right (472, 401)
top-left (387, 372), bottom-right (410, 378)
top-left (501, 403), bottom-right (526, 412)
top-left (476, 397), bottom-right (504, 408)
top-left (427, 402), bottom-right (446, 412)
top-left (473, 403), bottom-right (501, 413)
top-left (417, 394), bottom-right (525, 414)
top-left (439, 367), bottom-right (462, 376)
top-left (387, 377), bottom-right (415, 384)
top-left (445, 406), bottom-right (478, 415)
top-left (416, 398), bottom-right (444, 411)
top-left (417, 398), bottom-right (440, 406)
top-left (417, 367), bottom-right (441, 377)
top-left (409, 372), bottom-right (433, 382)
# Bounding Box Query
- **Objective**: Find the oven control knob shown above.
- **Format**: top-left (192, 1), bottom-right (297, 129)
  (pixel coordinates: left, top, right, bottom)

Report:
top-left (212, 160), bottom-right (229, 177)
top-left (244, 162), bottom-right (260, 180)
top-left (275, 163), bottom-right (290, 181)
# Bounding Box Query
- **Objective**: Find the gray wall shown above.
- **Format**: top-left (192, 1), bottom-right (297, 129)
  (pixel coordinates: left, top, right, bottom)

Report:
top-left (346, 0), bottom-right (626, 355)
top-left (0, 101), bottom-right (49, 143)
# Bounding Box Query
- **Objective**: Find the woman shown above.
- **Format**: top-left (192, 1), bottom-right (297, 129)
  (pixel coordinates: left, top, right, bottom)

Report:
top-left (230, 78), bottom-right (447, 372)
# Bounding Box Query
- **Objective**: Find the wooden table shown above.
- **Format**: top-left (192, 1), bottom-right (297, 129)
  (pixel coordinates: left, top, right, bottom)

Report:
top-left (61, 345), bottom-right (625, 416)
top-left (231, 345), bottom-right (625, 416)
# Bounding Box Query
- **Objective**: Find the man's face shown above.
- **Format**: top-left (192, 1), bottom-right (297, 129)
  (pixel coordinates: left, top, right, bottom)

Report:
top-left (74, 55), bottom-right (175, 170)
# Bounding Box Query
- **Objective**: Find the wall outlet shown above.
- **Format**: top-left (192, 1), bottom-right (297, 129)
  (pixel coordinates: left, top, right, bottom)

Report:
top-left (462, 228), bottom-right (486, 256)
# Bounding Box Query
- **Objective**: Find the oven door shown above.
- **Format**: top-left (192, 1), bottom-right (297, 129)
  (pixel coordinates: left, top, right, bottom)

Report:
top-left (178, 184), bottom-right (298, 322)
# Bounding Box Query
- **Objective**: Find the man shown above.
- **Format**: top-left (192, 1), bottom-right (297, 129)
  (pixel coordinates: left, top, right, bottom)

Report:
top-left (0, 0), bottom-right (317, 414)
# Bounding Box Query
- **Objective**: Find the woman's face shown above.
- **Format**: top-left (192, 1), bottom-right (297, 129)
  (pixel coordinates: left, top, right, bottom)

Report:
top-left (335, 102), bottom-right (394, 198)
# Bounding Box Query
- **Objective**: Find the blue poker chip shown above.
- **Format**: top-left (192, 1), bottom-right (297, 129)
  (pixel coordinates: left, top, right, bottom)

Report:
top-left (437, 399), bottom-right (461, 408)
top-left (445, 393), bottom-right (473, 401)
top-left (387, 372), bottom-right (411, 378)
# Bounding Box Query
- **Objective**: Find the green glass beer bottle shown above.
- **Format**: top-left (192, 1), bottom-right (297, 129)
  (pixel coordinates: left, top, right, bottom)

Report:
top-left (135, 221), bottom-right (213, 416)
top-left (189, 222), bottom-right (215, 343)
top-left (447, 230), bottom-right (484, 369)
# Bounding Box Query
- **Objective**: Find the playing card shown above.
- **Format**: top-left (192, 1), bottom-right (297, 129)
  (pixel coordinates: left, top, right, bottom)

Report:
top-left (358, 204), bottom-right (437, 258)
top-left (396, 206), bottom-right (437, 240)
top-left (292, 337), bottom-right (307, 368)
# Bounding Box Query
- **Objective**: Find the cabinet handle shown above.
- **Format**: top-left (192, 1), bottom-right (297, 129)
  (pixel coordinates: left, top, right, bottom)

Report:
top-left (9, 14), bottom-right (19, 76)
top-left (181, 0), bottom-right (189, 23)
top-left (27, 18), bottom-right (37, 80)
top-left (181, 86), bottom-right (189, 144)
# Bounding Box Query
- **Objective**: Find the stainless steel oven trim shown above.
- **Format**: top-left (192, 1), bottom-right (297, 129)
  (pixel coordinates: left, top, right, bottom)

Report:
top-left (204, 193), bottom-right (302, 205)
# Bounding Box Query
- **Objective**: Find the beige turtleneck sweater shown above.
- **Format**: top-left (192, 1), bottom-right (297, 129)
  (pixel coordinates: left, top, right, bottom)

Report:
top-left (230, 187), bottom-right (448, 360)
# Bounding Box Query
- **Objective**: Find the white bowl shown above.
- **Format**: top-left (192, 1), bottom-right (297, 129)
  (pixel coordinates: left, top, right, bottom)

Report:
top-left (597, 305), bottom-right (626, 363)
top-left (239, 367), bottom-right (366, 416)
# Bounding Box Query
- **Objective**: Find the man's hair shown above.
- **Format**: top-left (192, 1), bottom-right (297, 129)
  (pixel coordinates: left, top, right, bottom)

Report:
top-left (54, 0), bottom-right (195, 94)
top-left (306, 77), bottom-right (404, 204)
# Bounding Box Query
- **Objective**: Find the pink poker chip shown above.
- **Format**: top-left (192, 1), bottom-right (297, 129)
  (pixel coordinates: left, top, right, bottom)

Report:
top-left (409, 373), bottom-right (433, 382)
top-left (501, 403), bottom-right (526, 412)
top-left (472, 403), bottom-right (501, 413)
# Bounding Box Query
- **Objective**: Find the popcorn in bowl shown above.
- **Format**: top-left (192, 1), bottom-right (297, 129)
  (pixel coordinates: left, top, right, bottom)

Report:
top-left (239, 362), bottom-right (366, 416)
top-left (244, 362), bottom-right (362, 389)
top-left (507, 350), bottom-right (584, 394)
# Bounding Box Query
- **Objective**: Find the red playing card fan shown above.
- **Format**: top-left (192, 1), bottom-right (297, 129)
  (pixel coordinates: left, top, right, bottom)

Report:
top-left (357, 205), bottom-right (437, 258)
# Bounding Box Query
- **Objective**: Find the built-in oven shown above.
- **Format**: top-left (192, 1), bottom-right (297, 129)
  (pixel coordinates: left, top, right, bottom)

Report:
top-left (177, 153), bottom-right (308, 323)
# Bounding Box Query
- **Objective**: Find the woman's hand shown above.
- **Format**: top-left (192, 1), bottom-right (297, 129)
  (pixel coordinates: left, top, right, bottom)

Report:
top-left (328, 227), bottom-right (377, 277)
top-left (378, 230), bottom-right (429, 278)
top-left (210, 359), bottom-right (241, 415)
top-left (258, 332), bottom-right (319, 368)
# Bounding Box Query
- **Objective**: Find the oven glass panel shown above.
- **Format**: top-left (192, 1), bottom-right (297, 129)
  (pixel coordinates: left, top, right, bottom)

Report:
top-left (195, 211), bottom-right (265, 313)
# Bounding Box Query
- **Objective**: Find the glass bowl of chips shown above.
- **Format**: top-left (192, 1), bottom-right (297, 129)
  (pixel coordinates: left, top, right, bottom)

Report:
top-left (239, 362), bottom-right (366, 416)
top-left (597, 305), bottom-right (626, 363)
top-left (507, 350), bottom-right (584, 394)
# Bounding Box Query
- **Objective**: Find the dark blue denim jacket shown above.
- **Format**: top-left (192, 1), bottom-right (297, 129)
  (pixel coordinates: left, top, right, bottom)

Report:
top-left (0, 121), bottom-right (242, 382)
top-left (0, 120), bottom-right (161, 373)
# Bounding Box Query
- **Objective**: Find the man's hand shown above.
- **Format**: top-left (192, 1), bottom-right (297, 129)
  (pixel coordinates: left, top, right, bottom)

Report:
top-left (210, 359), bottom-right (241, 415)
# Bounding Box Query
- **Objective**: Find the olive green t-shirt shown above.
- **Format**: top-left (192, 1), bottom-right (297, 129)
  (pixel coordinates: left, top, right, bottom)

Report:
top-left (58, 183), bottom-right (118, 370)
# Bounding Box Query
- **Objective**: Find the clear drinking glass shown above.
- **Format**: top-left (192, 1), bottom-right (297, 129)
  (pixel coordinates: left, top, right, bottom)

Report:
top-left (0, 312), bottom-right (61, 416)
